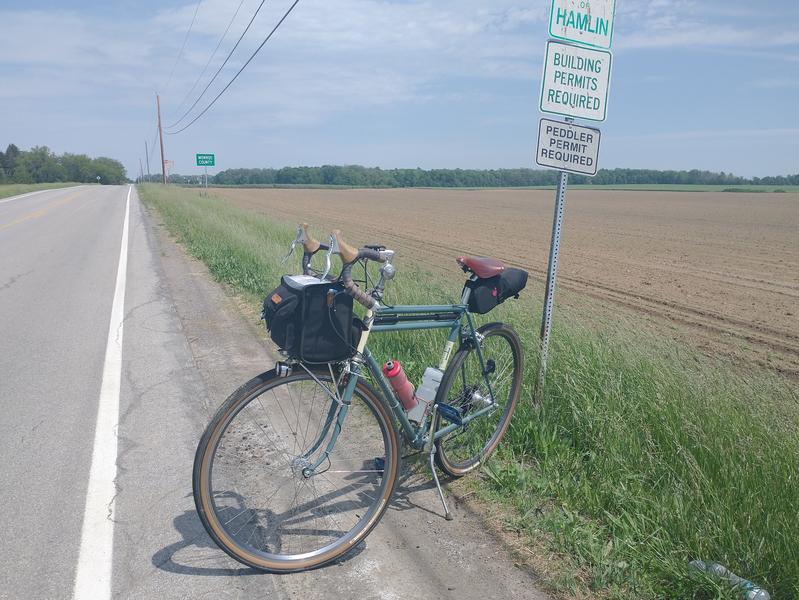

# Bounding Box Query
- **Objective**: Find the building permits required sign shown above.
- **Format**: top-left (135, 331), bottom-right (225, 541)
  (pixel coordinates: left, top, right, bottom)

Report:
top-left (540, 40), bottom-right (612, 122)
top-left (536, 118), bottom-right (600, 176)
top-left (196, 153), bottom-right (215, 167)
top-left (549, 0), bottom-right (616, 49)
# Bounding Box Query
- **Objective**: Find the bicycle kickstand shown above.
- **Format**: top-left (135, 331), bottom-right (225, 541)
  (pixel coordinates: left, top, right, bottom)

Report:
top-left (430, 405), bottom-right (453, 521)
top-left (428, 434), bottom-right (454, 520)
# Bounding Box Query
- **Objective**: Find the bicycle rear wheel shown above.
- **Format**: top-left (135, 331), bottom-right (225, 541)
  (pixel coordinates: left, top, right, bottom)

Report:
top-left (435, 322), bottom-right (523, 477)
top-left (193, 367), bottom-right (400, 572)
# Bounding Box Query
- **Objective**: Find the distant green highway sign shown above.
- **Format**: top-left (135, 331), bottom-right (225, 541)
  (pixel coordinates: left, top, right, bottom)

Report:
top-left (196, 153), bottom-right (215, 167)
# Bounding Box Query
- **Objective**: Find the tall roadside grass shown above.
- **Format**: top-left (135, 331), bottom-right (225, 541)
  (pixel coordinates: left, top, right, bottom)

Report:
top-left (0, 182), bottom-right (82, 199)
top-left (139, 184), bottom-right (799, 599)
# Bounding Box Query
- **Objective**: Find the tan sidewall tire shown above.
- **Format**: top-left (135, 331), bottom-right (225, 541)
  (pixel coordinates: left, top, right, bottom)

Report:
top-left (192, 369), bottom-right (400, 572)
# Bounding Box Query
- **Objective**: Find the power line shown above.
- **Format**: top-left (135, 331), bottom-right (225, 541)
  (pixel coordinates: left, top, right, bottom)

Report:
top-left (166, 0), bottom-right (269, 130)
top-left (167, 0), bottom-right (301, 136)
top-left (170, 0), bottom-right (248, 118)
top-left (164, 0), bottom-right (204, 94)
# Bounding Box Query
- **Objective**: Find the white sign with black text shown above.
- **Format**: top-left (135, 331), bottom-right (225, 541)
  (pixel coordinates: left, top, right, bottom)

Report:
top-left (536, 118), bottom-right (601, 176)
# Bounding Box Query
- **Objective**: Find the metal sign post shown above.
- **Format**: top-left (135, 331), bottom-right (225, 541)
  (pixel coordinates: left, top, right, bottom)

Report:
top-left (534, 1), bottom-right (616, 400)
top-left (536, 166), bottom-right (569, 402)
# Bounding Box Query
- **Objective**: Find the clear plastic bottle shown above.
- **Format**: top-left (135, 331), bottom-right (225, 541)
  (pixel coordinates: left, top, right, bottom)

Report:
top-left (406, 367), bottom-right (443, 423)
top-left (690, 561), bottom-right (770, 600)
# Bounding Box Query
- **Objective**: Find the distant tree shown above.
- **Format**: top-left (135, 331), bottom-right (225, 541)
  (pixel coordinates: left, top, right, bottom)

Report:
top-left (16, 146), bottom-right (67, 183)
top-left (12, 164), bottom-right (34, 184)
top-left (89, 157), bottom-right (127, 185)
top-left (3, 143), bottom-right (20, 176)
top-left (0, 144), bottom-right (128, 185)
top-left (207, 165), bottom-right (796, 189)
top-left (61, 153), bottom-right (93, 182)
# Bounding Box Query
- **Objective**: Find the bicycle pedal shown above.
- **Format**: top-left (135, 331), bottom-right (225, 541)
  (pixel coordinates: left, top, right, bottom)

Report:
top-left (372, 456), bottom-right (385, 475)
top-left (436, 403), bottom-right (463, 426)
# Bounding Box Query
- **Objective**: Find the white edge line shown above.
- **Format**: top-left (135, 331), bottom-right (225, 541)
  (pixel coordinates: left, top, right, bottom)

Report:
top-left (72, 185), bottom-right (131, 600)
top-left (0, 185), bottom-right (85, 205)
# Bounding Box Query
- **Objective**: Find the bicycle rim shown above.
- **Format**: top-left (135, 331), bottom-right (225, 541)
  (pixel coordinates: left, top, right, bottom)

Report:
top-left (193, 369), bottom-right (399, 572)
top-left (435, 324), bottom-right (522, 477)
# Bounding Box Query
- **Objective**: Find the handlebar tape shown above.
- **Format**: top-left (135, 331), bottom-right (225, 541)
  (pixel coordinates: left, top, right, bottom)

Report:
top-left (341, 265), bottom-right (377, 309)
top-left (358, 248), bottom-right (384, 263)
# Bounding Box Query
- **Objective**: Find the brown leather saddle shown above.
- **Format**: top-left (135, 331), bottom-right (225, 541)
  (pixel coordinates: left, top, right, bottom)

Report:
top-left (456, 256), bottom-right (506, 279)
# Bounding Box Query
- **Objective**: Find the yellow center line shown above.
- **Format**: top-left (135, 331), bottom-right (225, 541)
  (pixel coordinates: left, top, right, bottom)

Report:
top-left (0, 193), bottom-right (82, 231)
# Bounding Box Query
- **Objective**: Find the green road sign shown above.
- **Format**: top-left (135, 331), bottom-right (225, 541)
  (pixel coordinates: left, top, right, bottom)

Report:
top-left (196, 153), bottom-right (215, 167)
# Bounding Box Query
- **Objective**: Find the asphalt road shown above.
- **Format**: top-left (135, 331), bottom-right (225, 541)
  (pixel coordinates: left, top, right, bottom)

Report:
top-left (0, 185), bottom-right (548, 599)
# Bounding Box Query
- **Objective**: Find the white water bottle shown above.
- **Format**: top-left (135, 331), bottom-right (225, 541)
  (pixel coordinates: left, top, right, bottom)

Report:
top-left (406, 367), bottom-right (443, 423)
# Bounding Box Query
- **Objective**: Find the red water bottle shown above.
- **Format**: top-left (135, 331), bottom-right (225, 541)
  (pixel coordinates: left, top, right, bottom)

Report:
top-left (382, 360), bottom-right (418, 411)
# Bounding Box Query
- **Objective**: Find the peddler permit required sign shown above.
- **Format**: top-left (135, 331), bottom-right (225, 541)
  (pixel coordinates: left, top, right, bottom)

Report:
top-left (549, 0), bottom-right (616, 49)
top-left (540, 40), bottom-right (612, 122)
top-left (536, 118), bottom-right (600, 176)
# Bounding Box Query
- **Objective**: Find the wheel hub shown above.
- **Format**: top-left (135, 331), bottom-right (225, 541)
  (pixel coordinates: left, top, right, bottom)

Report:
top-left (291, 456), bottom-right (313, 479)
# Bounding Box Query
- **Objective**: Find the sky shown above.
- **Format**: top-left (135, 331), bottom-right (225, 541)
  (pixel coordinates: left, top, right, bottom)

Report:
top-left (0, 0), bottom-right (797, 179)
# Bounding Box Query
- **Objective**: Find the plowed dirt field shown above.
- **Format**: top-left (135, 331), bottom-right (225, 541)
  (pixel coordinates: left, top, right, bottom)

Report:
top-left (213, 187), bottom-right (799, 377)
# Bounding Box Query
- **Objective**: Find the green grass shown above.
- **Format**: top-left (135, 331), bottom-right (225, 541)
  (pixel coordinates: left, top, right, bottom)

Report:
top-left (0, 182), bottom-right (82, 200)
top-left (139, 183), bottom-right (799, 599)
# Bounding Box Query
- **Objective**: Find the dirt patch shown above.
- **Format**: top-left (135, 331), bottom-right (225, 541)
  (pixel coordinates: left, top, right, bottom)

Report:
top-left (212, 187), bottom-right (799, 376)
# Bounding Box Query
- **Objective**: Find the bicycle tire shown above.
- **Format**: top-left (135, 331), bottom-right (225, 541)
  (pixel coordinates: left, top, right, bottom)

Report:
top-left (193, 367), bottom-right (400, 572)
top-left (434, 322), bottom-right (523, 477)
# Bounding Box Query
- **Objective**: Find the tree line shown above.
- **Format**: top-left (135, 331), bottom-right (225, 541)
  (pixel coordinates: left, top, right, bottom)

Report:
top-left (0, 144), bottom-right (128, 185)
top-left (157, 165), bottom-right (798, 188)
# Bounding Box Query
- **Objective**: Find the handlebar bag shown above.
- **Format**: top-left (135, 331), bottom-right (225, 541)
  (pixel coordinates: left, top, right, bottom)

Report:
top-left (464, 268), bottom-right (528, 315)
top-left (262, 275), bottom-right (360, 363)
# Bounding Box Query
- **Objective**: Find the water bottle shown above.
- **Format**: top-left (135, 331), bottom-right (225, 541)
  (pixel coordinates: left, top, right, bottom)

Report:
top-left (382, 360), bottom-right (418, 411)
top-left (690, 560), bottom-right (770, 600)
top-left (406, 367), bottom-right (443, 423)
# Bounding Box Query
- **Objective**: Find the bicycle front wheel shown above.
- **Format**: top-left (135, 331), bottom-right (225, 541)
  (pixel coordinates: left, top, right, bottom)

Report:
top-left (193, 368), bottom-right (400, 572)
top-left (435, 322), bottom-right (523, 478)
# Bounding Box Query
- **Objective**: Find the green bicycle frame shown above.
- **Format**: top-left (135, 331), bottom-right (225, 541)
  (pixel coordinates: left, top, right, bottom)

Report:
top-left (301, 285), bottom-right (499, 474)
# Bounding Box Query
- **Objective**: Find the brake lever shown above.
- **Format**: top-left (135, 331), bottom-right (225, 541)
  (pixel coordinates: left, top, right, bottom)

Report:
top-left (280, 224), bottom-right (306, 265)
top-left (321, 234), bottom-right (336, 280)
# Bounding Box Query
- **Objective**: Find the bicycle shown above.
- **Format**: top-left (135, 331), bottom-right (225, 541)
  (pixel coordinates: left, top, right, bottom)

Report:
top-left (193, 224), bottom-right (528, 572)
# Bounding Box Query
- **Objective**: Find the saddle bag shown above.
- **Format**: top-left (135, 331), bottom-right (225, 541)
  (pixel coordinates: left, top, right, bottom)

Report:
top-left (465, 267), bottom-right (528, 315)
top-left (262, 275), bottom-right (364, 363)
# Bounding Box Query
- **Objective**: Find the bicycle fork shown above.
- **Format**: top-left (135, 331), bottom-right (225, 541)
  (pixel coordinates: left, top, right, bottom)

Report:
top-left (296, 364), bottom-right (356, 478)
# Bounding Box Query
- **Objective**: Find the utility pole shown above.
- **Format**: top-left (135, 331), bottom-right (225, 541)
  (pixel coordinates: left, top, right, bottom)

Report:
top-left (157, 94), bottom-right (167, 185)
top-left (144, 140), bottom-right (151, 181)
top-left (139, 158), bottom-right (144, 183)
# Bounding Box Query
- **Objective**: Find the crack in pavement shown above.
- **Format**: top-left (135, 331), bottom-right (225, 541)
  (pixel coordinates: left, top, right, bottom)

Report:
top-left (0, 269), bottom-right (34, 292)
